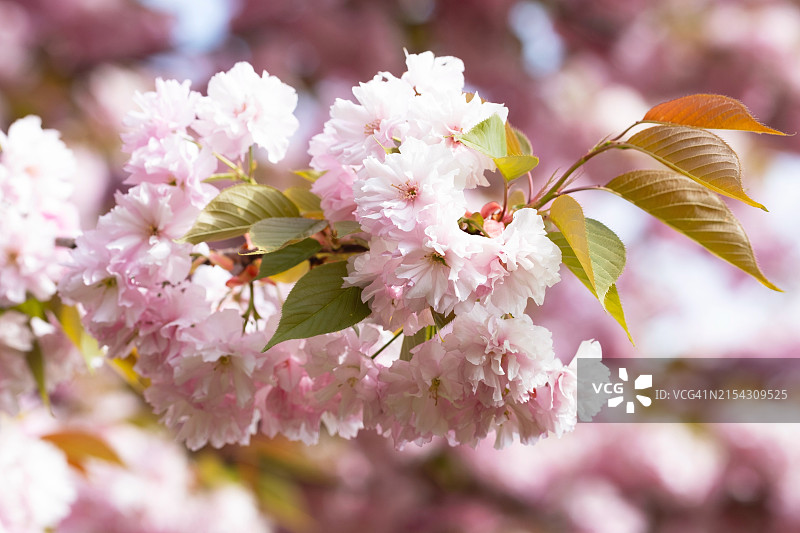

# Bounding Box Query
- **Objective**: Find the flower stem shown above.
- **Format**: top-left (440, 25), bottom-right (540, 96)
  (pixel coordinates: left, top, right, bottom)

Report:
top-left (242, 281), bottom-right (261, 332)
top-left (248, 146), bottom-right (257, 178)
top-left (558, 185), bottom-right (605, 196)
top-left (214, 152), bottom-right (253, 184)
top-left (609, 120), bottom-right (644, 142)
top-left (500, 177), bottom-right (509, 220)
top-left (526, 170), bottom-right (534, 204)
top-left (531, 141), bottom-right (618, 210)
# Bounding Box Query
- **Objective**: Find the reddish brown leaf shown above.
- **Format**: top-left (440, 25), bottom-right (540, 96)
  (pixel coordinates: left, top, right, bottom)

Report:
top-left (41, 430), bottom-right (125, 473)
top-left (643, 94), bottom-right (786, 135)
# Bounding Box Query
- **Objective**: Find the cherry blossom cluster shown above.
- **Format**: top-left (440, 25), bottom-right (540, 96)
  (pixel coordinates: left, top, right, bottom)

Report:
top-left (0, 116), bottom-right (79, 305)
top-left (0, 117), bottom-right (84, 414)
top-left (60, 62), bottom-right (301, 450)
top-left (60, 53), bottom-right (600, 451)
top-left (309, 51), bottom-right (593, 446)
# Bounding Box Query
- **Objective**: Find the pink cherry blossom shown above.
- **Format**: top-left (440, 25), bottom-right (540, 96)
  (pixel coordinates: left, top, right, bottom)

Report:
top-left (344, 241), bottom-right (434, 334)
top-left (402, 50), bottom-right (465, 95)
top-left (100, 183), bottom-right (199, 285)
top-left (485, 207), bottom-right (562, 315)
top-left (121, 78), bottom-right (201, 154)
top-left (0, 211), bottom-right (64, 305)
top-left (394, 223), bottom-right (496, 316)
top-left (444, 304), bottom-right (557, 405)
top-left (257, 350), bottom-right (326, 445)
top-left (145, 380), bottom-right (260, 451)
top-left (355, 138), bottom-right (466, 240)
top-left (408, 91), bottom-right (508, 189)
top-left (0, 115), bottom-right (76, 207)
top-left (124, 132), bottom-right (219, 207)
top-left (173, 310), bottom-right (269, 409)
top-left (194, 61), bottom-right (299, 162)
top-left (316, 73), bottom-right (415, 167)
top-left (309, 163), bottom-right (359, 222)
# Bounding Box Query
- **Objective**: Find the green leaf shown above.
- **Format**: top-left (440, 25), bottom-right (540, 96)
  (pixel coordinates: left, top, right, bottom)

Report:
top-left (333, 220), bottom-right (363, 237)
top-left (582, 218), bottom-right (626, 301)
top-left (284, 187), bottom-right (322, 215)
top-left (513, 128), bottom-right (532, 155)
top-left (264, 261), bottom-right (371, 350)
top-left (399, 329), bottom-right (426, 362)
top-left (250, 218), bottom-right (328, 254)
top-left (549, 195), bottom-right (595, 292)
top-left (13, 297), bottom-right (46, 320)
top-left (508, 189), bottom-right (527, 209)
top-left (643, 94), bottom-right (787, 135)
top-left (180, 184), bottom-right (299, 244)
top-left (548, 222), bottom-right (632, 343)
top-left (455, 114), bottom-right (507, 159)
top-left (432, 310), bottom-right (456, 330)
top-left (604, 169), bottom-right (780, 291)
top-left (494, 154), bottom-right (540, 182)
top-left (256, 238), bottom-right (321, 279)
top-left (25, 340), bottom-right (49, 408)
top-left (623, 125), bottom-right (766, 210)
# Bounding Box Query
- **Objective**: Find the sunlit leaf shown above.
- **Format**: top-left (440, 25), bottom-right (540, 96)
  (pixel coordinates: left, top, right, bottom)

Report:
top-left (41, 430), bottom-right (124, 474)
top-left (548, 223), bottom-right (632, 343)
top-left (108, 353), bottom-right (148, 393)
top-left (264, 261), bottom-right (371, 350)
top-left (284, 187), bottom-right (322, 216)
top-left (269, 260), bottom-right (310, 284)
top-left (494, 154), bottom-right (539, 182)
top-left (292, 169), bottom-right (325, 182)
top-left (602, 285), bottom-right (632, 344)
top-left (623, 125), bottom-right (766, 210)
top-left (605, 170), bottom-right (780, 291)
top-left (548, 219), bottom-right (627, 302)
top-left (58, 305), bottom-right (82, 348)
top-left (59, 305), bottom-right (101, 369)
top-left (180, 184), bottom-right (299, 244)
top-left (505, 122), bottom-right (533, 156)
top-left (549, 195), bottom-right (595, 292)
top-left (256, 238), bottom-right (321, 280)
top-left (455, 114), bottom-right (507, 159)
top-left (250, 218), bottom-right (328, 254)
top-left (643, 94), bottom-right (787, 135)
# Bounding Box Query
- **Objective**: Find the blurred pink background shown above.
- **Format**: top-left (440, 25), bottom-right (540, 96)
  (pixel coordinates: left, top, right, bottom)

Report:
top-left (2, 0), bottom-right (800, 531)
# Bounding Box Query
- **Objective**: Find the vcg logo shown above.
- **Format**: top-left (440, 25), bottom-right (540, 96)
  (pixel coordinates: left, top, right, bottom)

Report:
top-left (593, 367), bottom-right (653, 414)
